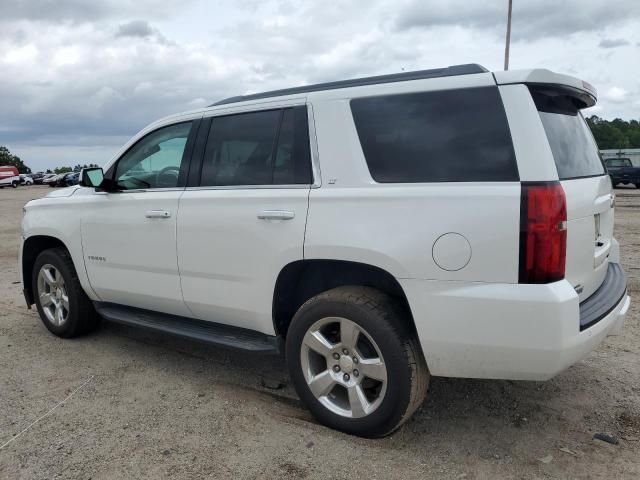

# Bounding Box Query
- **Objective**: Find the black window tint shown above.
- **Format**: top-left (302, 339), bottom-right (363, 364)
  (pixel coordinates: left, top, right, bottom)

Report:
top-left (350, 87), bottom-right (518, 183)
top-left (530, 88), bottom-right (605, 180)
top-left (291, 107), bottom-right (313, 184)
top-left (200, 107), bottom-right (312, 186)
top-left (273, 109), bottom-right (295, 184)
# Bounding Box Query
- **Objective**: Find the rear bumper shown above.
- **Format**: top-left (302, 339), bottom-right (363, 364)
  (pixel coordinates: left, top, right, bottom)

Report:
top-left (400, 262), bottom-right (630, 381)
top-left (580, 263), bottom-right (626, 330)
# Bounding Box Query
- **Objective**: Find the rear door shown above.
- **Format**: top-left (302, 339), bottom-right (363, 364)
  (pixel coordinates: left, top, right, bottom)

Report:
top-left (177, 105), bottom-right (314, 334)
top-left (530, 87), bottom-right (612, 301)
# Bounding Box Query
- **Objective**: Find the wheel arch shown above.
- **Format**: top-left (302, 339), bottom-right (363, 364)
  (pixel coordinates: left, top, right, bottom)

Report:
top-left (22, 235), bottom-right (72, 305)
top-left (272, 259), bottom-right (417, 338)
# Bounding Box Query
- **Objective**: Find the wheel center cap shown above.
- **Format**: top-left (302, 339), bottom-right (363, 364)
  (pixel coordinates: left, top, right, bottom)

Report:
top-left (339, 355), bottom-right (354, 374)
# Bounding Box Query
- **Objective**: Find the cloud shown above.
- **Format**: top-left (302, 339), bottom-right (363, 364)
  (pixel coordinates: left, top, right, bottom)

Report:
top-left (393, 0), bottom-right (640, 40)
top-left (0, 21), bottom-right (237, 149)
top-left (116, 20), bottom-right (155, 38)
top-left (603, 86), bottom-right (629, 103)
top-left (598, 38), bottom-right (630, 48)
top-left (115, 20), bottom-right (172, 45)
top-left (0, 0), bottom-right (639, 171)
top-left (0, 0), bottom-right (191, 23)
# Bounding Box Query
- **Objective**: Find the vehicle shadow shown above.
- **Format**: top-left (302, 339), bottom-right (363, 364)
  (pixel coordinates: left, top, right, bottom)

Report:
top-left (98, 320), bottom-right (619, 451)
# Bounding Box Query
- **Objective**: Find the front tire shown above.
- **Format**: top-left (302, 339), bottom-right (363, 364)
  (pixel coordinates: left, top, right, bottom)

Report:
top-left (32, 248), bottom-right (100, 338)
top-left (286, 286), bottom-right (429, 437)
top-left (11, 181), bottom-right (18, 188)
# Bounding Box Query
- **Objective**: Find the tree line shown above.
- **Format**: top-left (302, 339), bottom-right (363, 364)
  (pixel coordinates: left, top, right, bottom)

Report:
top-left (0, 146), bottom-right (31, 173)
top-left (585, 116), bottom-right (640, 150)
top-left (0, 146), bottom-right (98, 174)
top-left (50, 164), bottom-right (100, 174)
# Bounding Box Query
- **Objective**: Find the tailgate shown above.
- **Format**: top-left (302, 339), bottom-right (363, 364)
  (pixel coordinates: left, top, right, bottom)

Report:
top-left (530, 85), bottom-right (612, 301)
top-left (562, 176), bottom-right (613, 301)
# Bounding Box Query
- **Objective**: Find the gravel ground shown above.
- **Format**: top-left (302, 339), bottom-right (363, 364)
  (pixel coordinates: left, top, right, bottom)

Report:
top-left (1, 185), bottom-right (639, 479)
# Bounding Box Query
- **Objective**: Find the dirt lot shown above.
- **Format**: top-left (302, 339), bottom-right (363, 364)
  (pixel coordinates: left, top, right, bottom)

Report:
top-left (0, 185), bottom-right (639, 479)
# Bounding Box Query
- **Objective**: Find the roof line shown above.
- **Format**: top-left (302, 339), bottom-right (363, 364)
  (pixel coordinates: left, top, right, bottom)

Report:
top-left (210, 63), bottom-right (488, 107)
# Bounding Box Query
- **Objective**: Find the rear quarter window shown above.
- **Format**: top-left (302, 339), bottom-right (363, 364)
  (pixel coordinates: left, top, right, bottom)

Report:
top-left (350, 87), bottom-right (518, 183)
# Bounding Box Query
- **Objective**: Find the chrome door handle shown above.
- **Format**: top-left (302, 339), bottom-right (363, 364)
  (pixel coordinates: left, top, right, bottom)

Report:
top-left (257, 210), bottom-right (295, 220)
top-left (145, 210), bottom-right (171, 219)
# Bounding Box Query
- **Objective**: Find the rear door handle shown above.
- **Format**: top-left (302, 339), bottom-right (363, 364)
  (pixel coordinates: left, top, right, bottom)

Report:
top-left (145, 210), bottom-right (171, 219)
top-left (257, 210), bottom-right (295, 220)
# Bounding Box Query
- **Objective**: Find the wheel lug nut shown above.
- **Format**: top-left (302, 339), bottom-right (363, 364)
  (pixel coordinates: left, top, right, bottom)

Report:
top-left (342, 349), bottom-right (349, 355)
top-left (343, 373), bottom-right (350, 381)
top-left (353, 369), bottom-right (359, 377)
top-left (353, 357), bottom-right (359, 364)
top-left (333, 353), bottom-right (340, 360)
top-left (333, 365), bottom-right (340, 372)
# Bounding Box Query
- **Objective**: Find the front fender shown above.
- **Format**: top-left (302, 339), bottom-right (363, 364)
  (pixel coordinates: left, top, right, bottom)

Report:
top-left (22, 199), bottom-right (99, 302)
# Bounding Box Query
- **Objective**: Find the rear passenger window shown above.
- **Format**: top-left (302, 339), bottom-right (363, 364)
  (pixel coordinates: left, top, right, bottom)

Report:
top-left (350, 87), bottom-right (518, 183)
top-left (200, 107), bottom-right (312, 186)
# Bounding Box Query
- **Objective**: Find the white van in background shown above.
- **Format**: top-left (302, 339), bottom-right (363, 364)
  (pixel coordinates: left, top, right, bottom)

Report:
top-left (0, 165), bottom-right (20, 188)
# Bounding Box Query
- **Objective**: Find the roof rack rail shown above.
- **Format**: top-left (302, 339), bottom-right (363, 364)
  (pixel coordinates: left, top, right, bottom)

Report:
top-left (210, 63), bottom-right (488, 107)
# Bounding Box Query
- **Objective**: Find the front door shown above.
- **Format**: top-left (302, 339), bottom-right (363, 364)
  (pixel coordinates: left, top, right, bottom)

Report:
top-left (81, 121), bottom-right (197, 316)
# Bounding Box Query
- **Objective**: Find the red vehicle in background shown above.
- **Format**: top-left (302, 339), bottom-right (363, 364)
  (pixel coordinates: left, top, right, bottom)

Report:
top-left (0, 166), bottom-right (20, 188)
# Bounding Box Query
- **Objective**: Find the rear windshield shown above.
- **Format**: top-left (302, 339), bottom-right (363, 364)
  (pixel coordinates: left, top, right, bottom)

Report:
top-left (530, 88), bottom-right (605, 180)
top-left (350, 87), bottom-right (518, 183)
top-left (605, 158), bottom-right (631, 168)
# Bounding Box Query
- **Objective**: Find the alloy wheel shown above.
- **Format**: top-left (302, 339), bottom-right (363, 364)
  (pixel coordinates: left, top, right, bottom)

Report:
top-left (37, 264), bottom-right (70, 326)
top-left (300, 316), bottom-right (388, 418)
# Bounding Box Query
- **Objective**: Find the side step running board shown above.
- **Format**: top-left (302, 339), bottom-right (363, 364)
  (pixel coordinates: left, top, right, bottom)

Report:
top-left (94, 302), bottom-right (282, 355)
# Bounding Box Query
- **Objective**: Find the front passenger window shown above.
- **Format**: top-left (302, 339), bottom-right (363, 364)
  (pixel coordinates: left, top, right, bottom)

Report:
top-left (115, 122), bottom-right (192, 190)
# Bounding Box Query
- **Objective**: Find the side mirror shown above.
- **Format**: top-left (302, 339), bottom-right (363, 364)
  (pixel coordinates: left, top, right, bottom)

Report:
top-left (80, 167), bottom-right (104, 188)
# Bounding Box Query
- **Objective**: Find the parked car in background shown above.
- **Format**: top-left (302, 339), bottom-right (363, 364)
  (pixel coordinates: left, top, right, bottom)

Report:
top-left (30, 172), bottom-right (46, 184)
top-left (0, 165), bottom-right (20, 188)
top-left (605, 158), bottom-right (640, 188)
top-left (66, 172), bottom-right (80, 186)
top-left (52, 172), bottom-right (79, 187)
top-left (42, 173), bottom-right (60, 187)
top-left (20, 64), bottom-right (630, 437)
top-left (40, 173), bottom-right (57, 185)
top-left (20, 174), bottom-right (34, 185)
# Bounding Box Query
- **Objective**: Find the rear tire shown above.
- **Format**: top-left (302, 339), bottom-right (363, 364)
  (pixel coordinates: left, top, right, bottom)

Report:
top-left (286, 286), bottom-right (429, 437)
top-left (11, 181), bottom-right (18, 188)
top-left (32, 248), bottom-right (100, 338)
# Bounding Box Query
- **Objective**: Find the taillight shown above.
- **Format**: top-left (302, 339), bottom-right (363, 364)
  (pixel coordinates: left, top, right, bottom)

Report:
top-left (519, 182), bottom-right (567, 283)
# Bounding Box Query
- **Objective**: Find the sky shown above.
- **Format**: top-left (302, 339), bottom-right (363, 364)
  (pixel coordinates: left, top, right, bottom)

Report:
top-left (0, 0), bottom-right (639, 172)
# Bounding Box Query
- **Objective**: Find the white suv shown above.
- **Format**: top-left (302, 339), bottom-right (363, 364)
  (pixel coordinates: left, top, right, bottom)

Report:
top-left (20, 64), bottom-right (630, 437)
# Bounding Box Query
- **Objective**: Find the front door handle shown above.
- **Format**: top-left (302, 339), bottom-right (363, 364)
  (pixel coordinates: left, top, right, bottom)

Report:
top-left (257, 210), bottom-right (295, 221)
top-left (145, 210), bottom-right (171, 219)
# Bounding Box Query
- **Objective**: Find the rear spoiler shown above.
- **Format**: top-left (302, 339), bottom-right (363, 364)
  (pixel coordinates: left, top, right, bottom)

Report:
top-left (493, 69), bottom-right (597, 109)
